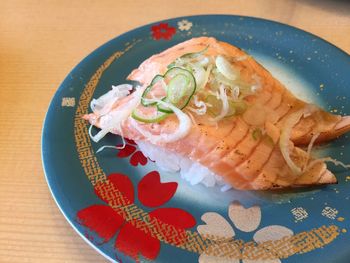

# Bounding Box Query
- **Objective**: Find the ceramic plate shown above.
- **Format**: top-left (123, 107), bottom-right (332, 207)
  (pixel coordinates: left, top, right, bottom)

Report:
top-left (42, 15), bottom-right (350, 263)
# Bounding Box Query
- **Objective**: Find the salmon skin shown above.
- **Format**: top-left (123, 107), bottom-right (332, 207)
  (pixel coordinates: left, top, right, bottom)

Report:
top-left (84, 37), bottom-right (350, 190)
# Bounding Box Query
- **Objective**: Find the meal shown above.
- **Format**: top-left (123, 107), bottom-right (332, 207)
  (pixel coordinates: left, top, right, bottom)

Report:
top-left (84, 37), bottom-right (350, 190)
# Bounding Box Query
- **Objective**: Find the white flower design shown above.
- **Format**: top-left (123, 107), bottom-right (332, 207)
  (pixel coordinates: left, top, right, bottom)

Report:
top-left (197, 201), bottom-right (293, 263)
top-left (178, 19), bottom-right (193, 31)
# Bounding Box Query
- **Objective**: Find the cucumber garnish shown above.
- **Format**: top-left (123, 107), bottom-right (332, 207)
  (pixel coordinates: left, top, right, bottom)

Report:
top-left (141, 75), bottom-right (165, 106)
top-left (131, 107), bottom-right (169, 123)
top-left (158, 67), bottom-right (196, 113)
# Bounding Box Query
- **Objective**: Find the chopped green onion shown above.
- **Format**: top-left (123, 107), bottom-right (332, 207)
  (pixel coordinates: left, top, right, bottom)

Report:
top-left (206, 95), bottom-right (247, 117)
top-left (252, 128), bottom-right (262, 140)
top-left (215, 55), bottom-right (238, 81)
top-left (213, 69), bottom-right (235, 87)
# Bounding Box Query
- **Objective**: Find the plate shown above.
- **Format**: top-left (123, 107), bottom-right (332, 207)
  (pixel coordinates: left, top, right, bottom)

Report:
top-left (42, 15), bottom-right (350, 263)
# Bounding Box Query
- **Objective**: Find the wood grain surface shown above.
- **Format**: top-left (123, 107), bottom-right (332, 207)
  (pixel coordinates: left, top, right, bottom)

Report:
top-left (0, 0), bottom-right (349, 262)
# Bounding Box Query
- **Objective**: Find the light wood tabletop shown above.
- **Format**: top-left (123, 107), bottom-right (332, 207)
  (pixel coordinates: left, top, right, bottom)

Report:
top-left (1, 0), bottom-right (349, 262)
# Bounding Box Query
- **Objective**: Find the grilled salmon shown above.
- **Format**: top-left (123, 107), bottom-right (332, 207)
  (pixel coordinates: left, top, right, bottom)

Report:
top-left (84, 37), bottom-right (350, 190)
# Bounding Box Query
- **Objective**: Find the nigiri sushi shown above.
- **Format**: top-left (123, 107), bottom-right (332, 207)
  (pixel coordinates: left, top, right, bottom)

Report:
top-left (84, 37), bottom-right (350, 190)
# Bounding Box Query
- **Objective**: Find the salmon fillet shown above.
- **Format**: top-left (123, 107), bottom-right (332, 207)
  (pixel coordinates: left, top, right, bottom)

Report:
top-left (84, 37), bottom-right (350, 190)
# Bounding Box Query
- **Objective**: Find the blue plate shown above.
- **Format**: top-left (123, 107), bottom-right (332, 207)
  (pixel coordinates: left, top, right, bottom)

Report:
top-left (42, 15), bottom-right (350, 263)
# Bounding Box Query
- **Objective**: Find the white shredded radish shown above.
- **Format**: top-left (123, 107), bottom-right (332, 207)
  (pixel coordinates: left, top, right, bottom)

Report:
top-left (89, 126), bottom-right (110, 143)
top-left (215, 55), bottom-right (238, 81)
top-left (303, 132), bottom-right (320, 171)
top-left (90, 88), bottom-right (143, 143)
top-left (90, 84), bottom-right (133, 115)
top-left (188, 106), bottom-right (207, 116)
top-left (232, 86), bottom-right (240, 100)
top-left (279, 109), bottom-right (304, 175)
top-left (95, 125), bottom-right (127, 153)
top-left (199, 64), bottom-right (213, 90)
top-left (307, 157), bottom-right (350, 171)
top-left (191, 95), bottom-right (207, 115)
top-left (210, 85), bottom-right (229, 122)
top-left (192, 64), bottom-right (206, 90)
top-left (130, 99), bottom-right (191, 144)
top-left (96, 144), bottom-right (125, 153)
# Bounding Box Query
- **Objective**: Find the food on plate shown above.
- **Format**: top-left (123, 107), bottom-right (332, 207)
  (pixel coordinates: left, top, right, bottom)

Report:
top-left (84, 37), bottom-right (350, 190)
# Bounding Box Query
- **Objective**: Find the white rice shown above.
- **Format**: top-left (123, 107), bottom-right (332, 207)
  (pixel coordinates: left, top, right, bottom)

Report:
top-left (136, 141), bottom-right (232, 191)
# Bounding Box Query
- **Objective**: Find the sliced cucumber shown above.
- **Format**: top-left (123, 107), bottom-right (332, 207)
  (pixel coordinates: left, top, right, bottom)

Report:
top-left (131, 107), bottom-right (169, 123)
top-left (168, 74), bottom-right (190, 103)
top-left (157, 74), bottom-right (189, 113)
top-left (141, 75), bottom-right (165, 106)
top-left (157, 67), bottom-right (196, 113)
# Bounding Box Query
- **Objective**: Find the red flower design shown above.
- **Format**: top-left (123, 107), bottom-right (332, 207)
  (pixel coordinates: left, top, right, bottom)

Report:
top-left (151, 23), bottom-right (176, 40)
top-left (117, 139), bottom-right (147, 167)
top-left (77, 171), bottom-right (196, 261)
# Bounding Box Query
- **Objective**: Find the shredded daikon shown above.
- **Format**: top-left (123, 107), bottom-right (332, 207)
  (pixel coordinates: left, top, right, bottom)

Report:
top-left (279, 109), bottom-right (304, 175)
top-left (210, 85), bottom-right (229, 122)
top-left (232, 86), bottom-right (240, 100)
top-left (303, 132), bottom-right (320, 171)
top-left (96, 143), bottom-right (126, 154)
top-left (188, 106), bottom-right (207, 116)
top-left (199, 64), bottom-right (213, 90)
top-left (89, 88), bottom-right (143, 143)
top-left (307, 157), bottom-right (350, 171)
top-left (95, 124), bottom-right (127, 153)
top-left (275, 106), bottom-right (347, 175)
top-left (191, 95), bottom-right (207, 115)
top-left (90, 84), bottom-right (132, 116)
top-left (88, 124), bottom-right (94, 140)
top-left (130, 99), bottom-right (191, 144)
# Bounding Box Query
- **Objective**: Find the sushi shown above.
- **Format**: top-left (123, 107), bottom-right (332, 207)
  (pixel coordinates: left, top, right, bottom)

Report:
top-left (84, 37), bottom-right (350, 190)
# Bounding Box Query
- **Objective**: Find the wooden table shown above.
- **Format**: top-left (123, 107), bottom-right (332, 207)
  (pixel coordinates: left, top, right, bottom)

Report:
top-left (1, 0), bottom-right (349, 262)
